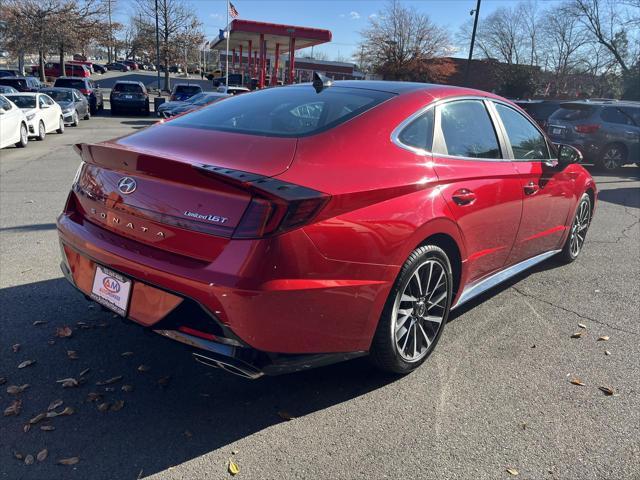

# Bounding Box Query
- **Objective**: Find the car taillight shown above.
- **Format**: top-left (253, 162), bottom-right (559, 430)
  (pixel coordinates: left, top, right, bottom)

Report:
top-left (80, 88), bottom-right (90, 95)
top-left (574, 124), bottom-right (600, 134)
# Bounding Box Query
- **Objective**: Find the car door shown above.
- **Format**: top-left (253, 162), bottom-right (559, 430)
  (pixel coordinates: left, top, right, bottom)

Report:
top-left (431, 98), bottom-right (523, 284)
top-left (491, 101), bottom-right (575, 264)
top-left (607, 106), bottom-right (640, 163)
top-left (73, 90), bottom-right (86, 117)
top-left (0, 96), bottom-right (19, 147)
top-left (39, 95), bottom-right (56, 131)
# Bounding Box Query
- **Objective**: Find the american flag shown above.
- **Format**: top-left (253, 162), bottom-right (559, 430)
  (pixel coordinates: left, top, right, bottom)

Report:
top-left (229, 2), bottom-right (239, 18)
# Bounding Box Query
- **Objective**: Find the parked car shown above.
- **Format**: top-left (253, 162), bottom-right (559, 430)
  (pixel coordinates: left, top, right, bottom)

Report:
top-left (53, 77), bottom-right (104, 114)
top-left (0, 69), bottom-right (20, 78)
top-left (515, 100), bottom-right (564, 130)
top-left (68, 60), bottom-right (94, 74)
top-left (216, 85), bottom-right (250, 96)
top-left (121, 60), bottom-right (139, 70)
top-left (57, 79), bottom-right (596, 379)
top-left (157, 92), bottom-right (228, 118)
top-left (105, 62), bottom-right (129, 72)
top-left (33, 62), bottom-right (90, 78)
top-left (547, 100), bottom-right (640, 170)
top-left (0, 95), bottom-right (29, 148)
top-left (5, 92), bottom-right (64, 140)
top-left (142, 63), bottom-right (156, 71)
top-left (92, 63), bottom-right (107, 74)
top-left (0, 76), bottom-right (43, 92)
top-left (168, 65), bottom-right (183, 73)
top-left (0, 85), bottom-right (19, 94)
top-left (213, 74), bottom-right (243, 87)
top-left (39, 87), bottom-right (90, 126)
top-left (110, 80), bottom-right (149, 115)
top-left (170, 83), bottom-right (203, 102)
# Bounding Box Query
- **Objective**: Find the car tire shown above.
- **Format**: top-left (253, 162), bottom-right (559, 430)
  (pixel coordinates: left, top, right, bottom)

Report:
top-left (558, 193), bottom-right (591, 263)
top-left (144, 103), bottom-right (150, 116)
top-left (56, 116), bottom-right (64, 134)
top-left (37, 120), bottom-right (46, 141)
top-left (598, 143), bottom-right (627, 171)
top-left (370, 245), bottom-right (452, 374)
top-left (90, 101), bottom-right (97, 115)
top-left (84, 109), bottom-right (91, 120)
top-left (15, 123), bottom-right (28, 148)
top-left (111, 106), bottom-right (118, 116)
top-left (72, 111), bottom-right (79, 126)
top-left (99, 101), bottom-right (104, 112)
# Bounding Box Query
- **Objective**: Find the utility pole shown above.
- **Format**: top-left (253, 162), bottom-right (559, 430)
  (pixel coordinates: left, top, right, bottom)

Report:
top-left (107, 0), bottom-right (113, 63)
top-left (155, 0), bottom-right (161, 92)
top-left (464, 0), bottom-right (481, 85)
top-left (225, 0), bottom-right (230, 88)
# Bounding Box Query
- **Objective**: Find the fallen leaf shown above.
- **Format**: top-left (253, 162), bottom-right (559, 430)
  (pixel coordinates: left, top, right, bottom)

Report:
top-left (48, 340), bottom-right (55, 346)
top-left (24, 454), bottom-right (34, 465)
top-left (40, 425), bottom-right (55, 431)
top-left (47, 399), bottom-right (63, 411)
top-left (59, 406), bottom-right (74, 416)
top-left (506, 468), bottom-right (519, 476)
top-left (570, 378), bottom-right (586, 386)
top-left (29, 413), bottom-right (47, 424)
top-left (597, 336), bottom-right (610, 342)
top-left (67, 350), bottom-right (79, 360)
top-left (32, 320), bottom-right (47, 326)
top-left (14, 452), bottom-right (24, 460)
top-left (4, 399), bottom-right (22, 416)
top-left (79, 368), bottom-right (90, 377)
top-left (598, 386), bottom-right (615, 396)
top-left (57, 457), bottom-right (79, 466)
top-left (23, 424), bottom-right (31, 433)
top-left (232, 449), bottom-right (238, 455)
top-left (605, 350), bottom-right (611, 356)
top-left (228, 459), bottom-right (240, 476)
top-left (577, 323), bottom-right (587, 329)
top-left (111, 400), bottom-right (125, 412)
top-left (55, 326), bottom-right (73, 338)
top-left (18, 359), bottom-right (36, 369)
top-left (121, 351), bottom-right (134, 357)
top-left (37, 449), bottom-right (48, 462)
top-left (86, 392), bottom-right (102, 402)
top-left (97, 402), bottom-right (111, 412)
top-left (157, 376), bottom-right (171, 387)
top-left (184, 430), bottom-right (193, 438)
top-left (121, 384), bottom-right (134, 392)
top-left (277, 410), bottom-right (295, 421)
top-left (56, 378), bottom-right (79, 388)
top-left (104, 387), bottom-right (115, 392)
top-left (137, 364), bottom-right (150, 372)
top-left (0, 377), bottom-right (6, 385)
top-left (96, 375), bottom-right (122, 386)
top-left (12, 344), bottom-right (21, 353)
top-left (7, 384), bottom-right (30, 395)
top-left (570, 332), bottom-right (584, 339)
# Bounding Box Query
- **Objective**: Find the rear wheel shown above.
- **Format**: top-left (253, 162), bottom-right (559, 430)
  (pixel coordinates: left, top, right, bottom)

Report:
top-left (15, 123), bottom-right (28, 148)
top-left (598, 143), bottom-right (626, 171)
top-left (558, 193), bottom-right (591, 263)
top-left (84, 109), bottom-right (91, 120)
top-left (370, 245), bottom-right (452, 374)
top-left (56, 116), bottom-right (64, 134)
top-left (37, 121), bottom-right (46, 141)
top-left (72, 111), bottom-right (79, 126)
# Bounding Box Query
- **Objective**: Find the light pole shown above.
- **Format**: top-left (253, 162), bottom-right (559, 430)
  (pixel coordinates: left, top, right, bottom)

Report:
top-left (464, 0), bottom-right (481, 85)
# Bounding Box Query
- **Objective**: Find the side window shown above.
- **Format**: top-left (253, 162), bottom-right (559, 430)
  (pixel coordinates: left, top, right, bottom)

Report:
top-left (620, 107), bottom-right (640, 126)
top-left (495, 103), bottom-right (551, 160)
top-left (0, 97), bottom-right (10, 110)
top-left (601, 107), bottom-right (634, 125)
top-left (398, 108), bottom-right (435, 151)
top-left (436, 100), bottom-right (501, 159)
top-left (38, 96), bottom-right (46, 108)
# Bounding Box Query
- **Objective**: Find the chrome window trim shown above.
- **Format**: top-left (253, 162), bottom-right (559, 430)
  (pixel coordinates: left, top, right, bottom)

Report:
top-left (390, 103), bottom-right (436, 157)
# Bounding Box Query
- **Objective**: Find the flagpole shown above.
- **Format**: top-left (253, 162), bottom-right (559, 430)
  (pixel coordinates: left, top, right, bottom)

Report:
top-left (225, 0), bottom-right (230, 88)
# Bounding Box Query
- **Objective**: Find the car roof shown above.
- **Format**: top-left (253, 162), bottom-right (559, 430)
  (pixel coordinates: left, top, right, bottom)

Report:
top-left (4, 92), bottom-right (40, 96)
top-left (40, 87), bottom-right (77, 92)
top-left (174, 83), bottom-right (202, 88)
top-left (56, 76), bottom-right (88, 81)
top-left (561, 99), bottom-right (639, 107)
top-left (0, 76), bottom-right (35, 80)
top-left (114, 80), bottom-right (145, 85)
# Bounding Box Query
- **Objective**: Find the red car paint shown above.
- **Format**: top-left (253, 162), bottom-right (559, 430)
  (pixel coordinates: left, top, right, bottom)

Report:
top-left (57, 81), bottom-right (596, 375)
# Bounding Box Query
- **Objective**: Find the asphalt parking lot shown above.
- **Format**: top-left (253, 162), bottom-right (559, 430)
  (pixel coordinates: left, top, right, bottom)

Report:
top-left (0, 98), bottom-right (639, 480)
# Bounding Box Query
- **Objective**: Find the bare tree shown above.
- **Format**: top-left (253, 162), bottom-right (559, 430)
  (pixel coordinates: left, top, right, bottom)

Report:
top-left (136, 0), bottom-right (202, 91)
top-left (357, 0), bottom-right (450, 80)
top-left (474, 6), bottom-right (526, 64)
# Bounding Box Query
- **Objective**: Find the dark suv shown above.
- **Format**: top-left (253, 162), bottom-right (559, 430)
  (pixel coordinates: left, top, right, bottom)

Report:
top-left (110, 81), bottom-right (149, 115)
top-left (53, 77), bottom-right (104, 114)
top-left (0, 76), bottom-right (42, 92)
top-left (547, 100), bottom-right (640, 170)
top-left (515, 100), bottom-right (564, 130)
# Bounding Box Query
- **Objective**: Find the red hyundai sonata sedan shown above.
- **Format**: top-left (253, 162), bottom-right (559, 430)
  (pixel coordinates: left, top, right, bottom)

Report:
top-left (57, 79), bottom-right (596, 378)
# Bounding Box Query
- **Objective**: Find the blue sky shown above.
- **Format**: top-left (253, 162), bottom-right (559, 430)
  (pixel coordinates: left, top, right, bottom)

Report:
top-left (118, 0), bottom-right (564, 61)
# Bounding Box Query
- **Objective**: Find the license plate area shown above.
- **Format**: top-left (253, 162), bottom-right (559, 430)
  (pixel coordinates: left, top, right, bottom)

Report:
top-left (90, 266), bottom-right (132, 316)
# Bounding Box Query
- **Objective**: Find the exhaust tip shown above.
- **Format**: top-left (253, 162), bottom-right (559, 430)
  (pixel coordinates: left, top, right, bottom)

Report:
top-left (193, 352), bottom-right (263, 380)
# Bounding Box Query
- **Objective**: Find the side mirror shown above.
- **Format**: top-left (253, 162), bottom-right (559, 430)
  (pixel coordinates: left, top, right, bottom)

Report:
top-left (41, 104), bottom-right (50, 109)
top-left (555, 143), bottom-right (582, 165)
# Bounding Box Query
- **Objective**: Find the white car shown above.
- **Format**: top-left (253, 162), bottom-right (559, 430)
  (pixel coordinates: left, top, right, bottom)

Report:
top-left (4, 92), bottom-right (64, 140)
top-left (0, 94), bottom-right (29, 149)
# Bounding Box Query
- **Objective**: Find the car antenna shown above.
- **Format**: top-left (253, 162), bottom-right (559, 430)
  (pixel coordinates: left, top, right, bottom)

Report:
top-left (312, 72), bottom-right (332, 93)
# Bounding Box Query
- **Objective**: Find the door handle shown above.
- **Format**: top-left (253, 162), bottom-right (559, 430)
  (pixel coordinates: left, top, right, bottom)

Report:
top-left (452, 188), bottom-right (476, 205)
top-left (524, 182), bottom-right (540, 195)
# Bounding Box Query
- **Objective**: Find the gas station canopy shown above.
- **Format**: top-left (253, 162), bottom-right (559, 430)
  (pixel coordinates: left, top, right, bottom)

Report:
top-left (209, 19), bottom-right (332, 87)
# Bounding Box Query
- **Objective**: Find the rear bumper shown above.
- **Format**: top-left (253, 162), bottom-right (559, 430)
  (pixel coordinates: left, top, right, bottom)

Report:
top-left (57, 211), bottom-right (392, 362)
top-left (548, 135), bottom-right (601, 162)
top-left (111, 100), bottom-right (146, 110)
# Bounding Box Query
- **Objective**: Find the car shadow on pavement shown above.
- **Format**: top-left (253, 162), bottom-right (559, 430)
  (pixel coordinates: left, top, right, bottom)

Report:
top-left (597, 187), bottom-right (640, 209)
top-left (0, 277), bottom-right (395, 479)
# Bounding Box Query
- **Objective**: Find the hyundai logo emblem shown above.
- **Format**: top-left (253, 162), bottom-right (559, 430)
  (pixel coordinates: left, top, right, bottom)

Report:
top-left (118, 177), bottom-right (137, 195)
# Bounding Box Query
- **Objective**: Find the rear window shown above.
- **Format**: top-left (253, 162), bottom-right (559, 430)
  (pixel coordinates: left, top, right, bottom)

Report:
top-left (55, 79), bottom-right (85, 89)
top-left (113, 83), bottom-right (143, 93)
top-left (5, 95), bottom-right (36, 108)
top-left (175, 85), bottom-right (201, 94)
top-left (517, 102), bottom-right (562, 119)
top-left (169, 85), bottom-right (394, 137)
top-left (550, 104), bottom-right (594, 121)
top-left (43, 90), bottom-right (73, 102)
top-left (0, 78), bottom-right (26, 88)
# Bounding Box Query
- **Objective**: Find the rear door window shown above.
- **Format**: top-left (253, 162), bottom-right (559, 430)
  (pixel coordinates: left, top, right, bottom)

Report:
top-left (397, 108), bottom-right (435, 152)
top-left (601, 107), bottom-right (635, 126)
top-left (550, 105), bottom-right (593, 121)
top-left (436, 100), bottom-right (501, 159)
top-left (495, 103), bottom-right (551, 159)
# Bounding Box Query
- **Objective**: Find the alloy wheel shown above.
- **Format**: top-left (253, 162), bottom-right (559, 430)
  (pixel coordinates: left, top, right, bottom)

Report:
top-left (570, 199), bottom-right (590, 257)
top-left (393, 259), bottom-right (448, 362)
top-left (20, 125), bottom-right (27, 144)
top-left (602, 147), bottom-right (623, 170)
